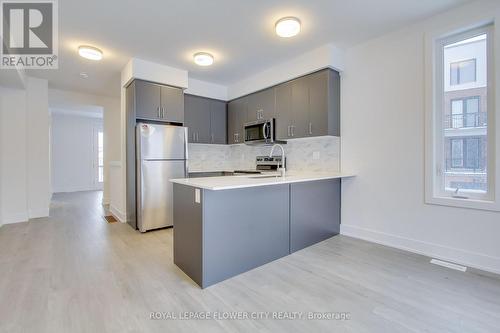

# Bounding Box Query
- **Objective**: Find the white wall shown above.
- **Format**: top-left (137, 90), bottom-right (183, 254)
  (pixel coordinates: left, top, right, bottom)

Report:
top-left (184, 78), bottom-right (227, 101)
top-left (49, 89), bottom-right (121, 204)
top-left (26, 78), bottom-right (50, 218)
top-left (0, 87), bottom-right (28, 223)
top-left (227, 43), bottom-right (344, 100)
top-left (121, 58), bottom-right (188, 88)
top-left (0, 77), bottom-right (50, 224)
top-left (51, 113), bottom-right (103, 193)
top-left (109, 161), bottom-right (125, 222)
top-left (341, 0), bottom-right (500, 274)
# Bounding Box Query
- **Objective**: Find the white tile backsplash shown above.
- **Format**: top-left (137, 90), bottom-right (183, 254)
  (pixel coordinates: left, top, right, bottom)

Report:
top-left (188, 144), bottom-right (232, 171)
top-left (188, 136), bottom-right (340, 173)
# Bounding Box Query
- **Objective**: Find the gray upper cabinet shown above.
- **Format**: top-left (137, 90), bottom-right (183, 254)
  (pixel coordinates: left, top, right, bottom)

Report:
top-left (275, 82), bottom-right (293, 140)
top-left (247, 88), bottom-right (275, 122)
top-left (274, 68), bottom-right (340, 139)
top-left (131, 79), bottom-right (184, 123)
top-left (161, 85), bottom-right (184, 123)
top-left (228, 96), bottom-right (247, 144)
top-left (308, 69), bottom-right (340, 136)
top-left (184, 95), bottom-right (210, 143)
top-left (307, 70), bottom-right (328, 136)
top-left (210, 100), bottom-right (227, 144)
top-left (290, 77), bottom-right (309, 138)
top-left (184, 94), bottom-right (227, 144)
top-left (134, 80), bottom-right (161, 120)
top-left (327, 70), bottom-right (340, 136)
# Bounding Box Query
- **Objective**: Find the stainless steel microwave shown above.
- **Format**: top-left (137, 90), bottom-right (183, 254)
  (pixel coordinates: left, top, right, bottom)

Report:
top-left (244, 118), bottom-right (284, 145)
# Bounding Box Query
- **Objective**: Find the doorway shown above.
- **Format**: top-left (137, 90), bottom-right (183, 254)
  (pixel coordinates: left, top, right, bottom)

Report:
top-left (50, 106), bottom-right (104, 193)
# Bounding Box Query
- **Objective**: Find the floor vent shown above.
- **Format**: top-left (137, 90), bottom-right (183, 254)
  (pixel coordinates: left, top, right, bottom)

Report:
top-left (430, 259), bottom-right (467, 272)
top-left (104, 215), bottom-right (117, 223)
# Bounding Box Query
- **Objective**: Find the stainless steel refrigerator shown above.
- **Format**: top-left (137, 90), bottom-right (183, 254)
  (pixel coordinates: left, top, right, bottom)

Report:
top-left (136, 123), bottom-right (188, 232)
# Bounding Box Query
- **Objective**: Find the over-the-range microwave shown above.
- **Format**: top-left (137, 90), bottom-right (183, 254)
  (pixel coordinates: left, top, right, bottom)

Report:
top-left (244, 118), bottom-right (286, 145)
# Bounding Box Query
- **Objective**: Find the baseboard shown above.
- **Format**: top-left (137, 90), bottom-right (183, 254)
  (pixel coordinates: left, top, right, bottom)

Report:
top-left (109, 205), bottom-right (126, 223)
top-left (1, 212), bottom-right (29, 224)
top-left (28, 208), bottom-right (50, 219)
top-left (340, 224), bottom-right (500, 275)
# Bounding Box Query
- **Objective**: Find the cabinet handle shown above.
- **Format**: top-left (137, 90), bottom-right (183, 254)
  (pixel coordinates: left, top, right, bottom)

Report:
top-left (196, 133), bottom-right (199, 142)
top-left (157, 106), bottom-right (160, 118)
top-left (211, 133), bottom-right (214, 143)
top-left (162, 107), bottom-right (165, 118)
top-left (192, 132), bottom-right (195, 142)
top-left (291, 125), bottom-right (295, 137)
top-left (287, 125), bottom-right (291, 137)
top-left (309, 122), bottom-right (312, 135)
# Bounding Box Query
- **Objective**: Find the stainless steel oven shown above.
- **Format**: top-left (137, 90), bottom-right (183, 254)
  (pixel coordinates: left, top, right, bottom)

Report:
top-left (244, 118), bottom-right (283, 145)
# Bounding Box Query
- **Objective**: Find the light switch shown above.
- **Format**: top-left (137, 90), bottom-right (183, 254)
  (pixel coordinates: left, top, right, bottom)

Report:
top-left (195, 188), bottom-right (201, 203)
top-left (313, 151), bottom-right (320, 160)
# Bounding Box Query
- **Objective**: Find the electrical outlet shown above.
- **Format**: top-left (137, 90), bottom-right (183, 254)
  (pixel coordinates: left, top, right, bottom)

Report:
top-left (313, 151), bottom-right (320, 160)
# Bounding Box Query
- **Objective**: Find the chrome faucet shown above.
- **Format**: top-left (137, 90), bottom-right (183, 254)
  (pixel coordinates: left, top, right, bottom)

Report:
top-left (269, 144), bottom-right (286, 177)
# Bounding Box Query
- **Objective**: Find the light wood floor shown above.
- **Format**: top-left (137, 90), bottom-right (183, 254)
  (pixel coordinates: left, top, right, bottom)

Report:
top-left (1, 191), bottom-right (499, 333)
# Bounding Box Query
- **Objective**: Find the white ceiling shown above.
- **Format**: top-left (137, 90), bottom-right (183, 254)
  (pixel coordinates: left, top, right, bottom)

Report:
top-left (26, 0), bottom-right (469, 97)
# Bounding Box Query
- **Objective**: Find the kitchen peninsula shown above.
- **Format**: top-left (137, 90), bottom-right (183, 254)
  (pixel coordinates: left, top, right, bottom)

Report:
top-left (170, 172), bottom-right (353, 288)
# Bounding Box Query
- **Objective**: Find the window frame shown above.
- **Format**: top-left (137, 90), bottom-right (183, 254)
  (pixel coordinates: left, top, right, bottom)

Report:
top-left (425, 22), bottom-right (499, 211)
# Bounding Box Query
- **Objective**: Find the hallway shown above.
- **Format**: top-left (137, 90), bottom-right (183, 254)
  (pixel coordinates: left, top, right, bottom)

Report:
top-left (0, 191), bottom-right (499, 332)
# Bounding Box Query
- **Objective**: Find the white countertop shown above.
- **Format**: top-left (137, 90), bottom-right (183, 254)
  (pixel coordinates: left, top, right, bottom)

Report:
top-left (170, 172), bottom-right (355, 191)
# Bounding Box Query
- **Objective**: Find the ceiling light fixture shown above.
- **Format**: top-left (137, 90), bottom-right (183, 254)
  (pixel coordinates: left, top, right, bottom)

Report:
top-left (275, 17), bottom-right (301, 38)
top-left (193, 52), bottom-right (214, 66)
top-left (79, 72), bottom-right (89, 79)
top-left (78, 45), bottom-right (103, 61)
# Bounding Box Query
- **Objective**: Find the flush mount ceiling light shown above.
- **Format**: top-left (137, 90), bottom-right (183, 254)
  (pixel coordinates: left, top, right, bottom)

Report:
top-left (79, 72), bottom-right (89, 79)
top-left (275, 17), bottom-right (301, 38)
top-left (78, 45), bottom-right (103, 61)
top-left (193, 52), bottom-right (214, 66)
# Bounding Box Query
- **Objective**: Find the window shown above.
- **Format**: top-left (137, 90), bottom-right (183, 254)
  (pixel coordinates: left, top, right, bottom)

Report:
top-left (448, 96), bottom-right (482, 128)
top-left (98, 131), bottom-right (104, 183)
top-left (425, 23), bottom-right (497, 211)
top-left (450, 139), bottom-right (464, 168)
top-left (450, 59), bottom-right (476, 85)
top-left (447, 137), bottom-right (484, 171)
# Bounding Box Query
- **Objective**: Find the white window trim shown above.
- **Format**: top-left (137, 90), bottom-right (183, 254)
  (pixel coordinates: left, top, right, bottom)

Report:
top-left (425, 19), bottom-right (500, 212)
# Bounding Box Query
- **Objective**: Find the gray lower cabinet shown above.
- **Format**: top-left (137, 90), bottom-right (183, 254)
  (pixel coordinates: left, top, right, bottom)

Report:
top-left (227, 96), bottom-right (247, 144)
top-left (173, 184), bottom-right (289, 288)
top-left (290, 179), bottom-right (341, 252)
top-left (173, 179), bottom-right (341, 288)
top-left (184, 94), bottom-right (227, 144)
top-left (247, 88), bottom-right (275, 122)
top-left (129, 79), bottom-right (184, 123)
